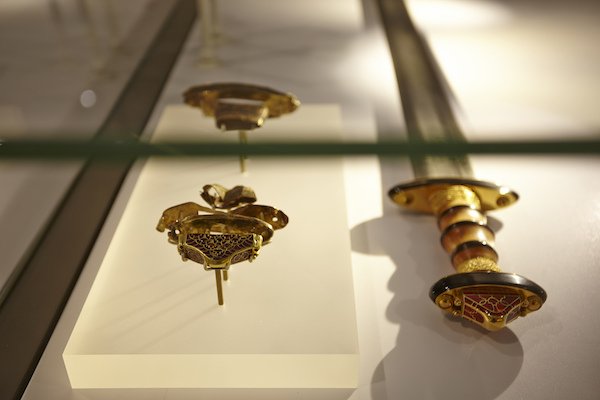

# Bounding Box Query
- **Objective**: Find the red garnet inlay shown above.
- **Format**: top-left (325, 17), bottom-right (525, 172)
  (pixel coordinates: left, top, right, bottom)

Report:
top-left (461, 289), bottom-right (523, 324)
top-left (463, 305), bottom-right (484, 323)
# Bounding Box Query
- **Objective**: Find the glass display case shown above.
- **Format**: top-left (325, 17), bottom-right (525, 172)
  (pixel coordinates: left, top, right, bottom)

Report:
top-left (1, 0), bottom-right (599, 399)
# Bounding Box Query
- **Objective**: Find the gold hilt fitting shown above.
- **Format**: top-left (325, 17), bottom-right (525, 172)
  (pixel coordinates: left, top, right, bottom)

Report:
top-left (183, 83), bottom-right (300, 172)
top-left (157, 184), bottom-right (289, 306)
top-left (183, 83), bottom-right (300, 130)
top-left (389, 178), bottom-right (546, 331)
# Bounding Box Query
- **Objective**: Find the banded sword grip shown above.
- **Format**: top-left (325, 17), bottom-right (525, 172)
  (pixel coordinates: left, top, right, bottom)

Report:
top-left (389, 178), bottom-right (547, 331)
top-left (432, 185), bottom-right (500, 273)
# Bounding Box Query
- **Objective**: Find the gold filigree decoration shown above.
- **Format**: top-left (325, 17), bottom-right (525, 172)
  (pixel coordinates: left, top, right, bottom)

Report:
top-left (185, 233), bottom-right (256, 263)
top-left (428, 185), bottom-right (481, 215)
top-left (456, 257), bottom-right (501, 273)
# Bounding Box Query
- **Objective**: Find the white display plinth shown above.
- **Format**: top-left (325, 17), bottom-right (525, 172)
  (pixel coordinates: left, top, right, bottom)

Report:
top-left (63, 105), bottom-right (358, 389)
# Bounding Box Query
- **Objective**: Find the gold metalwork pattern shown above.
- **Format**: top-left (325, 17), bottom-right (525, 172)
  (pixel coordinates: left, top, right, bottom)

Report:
top-left (201, 184), bottom-right (257, 209)
top-left (428, 184), bottom-right (481, 214)
top-left (181, 233), bottom-right (260, 268)
top-left (456, 257), bottom-right (501, 273)
top-left (389, 177), bottom-right (518, 213)
top-left (434, 284), bottom-right (544, 331)
top-left (157, 184), bottom-right (288, 305)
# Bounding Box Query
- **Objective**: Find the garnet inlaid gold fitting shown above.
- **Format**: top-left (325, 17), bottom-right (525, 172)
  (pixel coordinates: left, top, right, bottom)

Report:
top-left (389, 178), bottom-right (547, 331)
top-left (183, 83), bottom-right (300, 172)
top-left (156, 184), bottom-right (288, 305)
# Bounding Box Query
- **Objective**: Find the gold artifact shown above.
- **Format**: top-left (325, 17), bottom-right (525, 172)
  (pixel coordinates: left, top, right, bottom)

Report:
top-left (157, 184), bottom-right (288, 305)
top-left (389, 178), bottom-right (546, 331)
top-left (183, 83), bottom-right (300, 172)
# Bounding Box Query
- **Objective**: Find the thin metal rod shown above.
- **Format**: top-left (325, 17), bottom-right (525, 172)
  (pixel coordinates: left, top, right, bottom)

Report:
top-left (198, 0), bottom-right (217, 64)
top-left (215, 270), bottom-right (224, 305)
top-left (239, 130), bottom-right (248, 173)
top-left (223, 270), bottom-right (229, 281)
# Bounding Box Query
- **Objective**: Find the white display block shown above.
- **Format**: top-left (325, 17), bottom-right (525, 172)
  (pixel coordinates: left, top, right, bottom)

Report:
top-left (63, 105), bottom-right (358, 389)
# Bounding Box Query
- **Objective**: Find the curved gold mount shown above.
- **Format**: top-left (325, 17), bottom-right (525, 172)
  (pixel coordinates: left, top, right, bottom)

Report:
top-left (431, 272), bottom-right (546, 331)
top-left (177, 215), bottom-right (269, 269)
top-left (200, 183), bottom-right (257, 209)
top-left (389, 177), bottom-right (518, 213)
top-left (157, 184), bottom-right (288, 305)
top-left (183, 82), bottom-right (300, 131)
top-left (389, 177), bottom-right (546, 331)
top-left (183, 83), bottom-right (300, 173)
